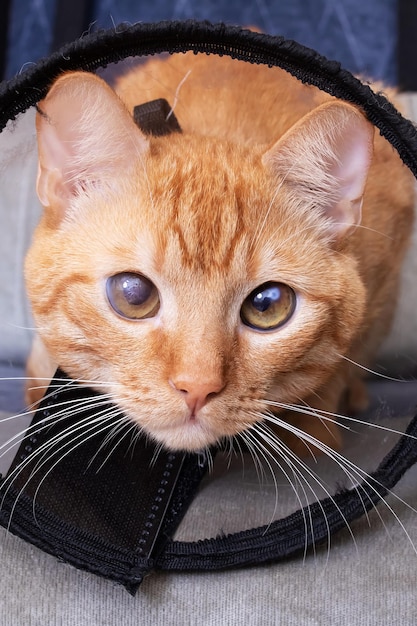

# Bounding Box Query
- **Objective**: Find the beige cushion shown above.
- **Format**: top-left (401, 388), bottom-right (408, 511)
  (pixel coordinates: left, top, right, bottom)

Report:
top-left (0, 108), bottom-right (41, 365)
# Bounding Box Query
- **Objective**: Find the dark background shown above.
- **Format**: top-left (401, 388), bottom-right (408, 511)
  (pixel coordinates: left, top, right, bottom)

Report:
top-left (1, 0), bottom-right (409, 87)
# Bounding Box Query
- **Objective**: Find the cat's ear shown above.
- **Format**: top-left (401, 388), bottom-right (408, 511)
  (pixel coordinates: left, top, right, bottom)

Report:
top-left (263, 102), bottom-right (374, 238)
top-left (36, 71), bottom-right (148, 220)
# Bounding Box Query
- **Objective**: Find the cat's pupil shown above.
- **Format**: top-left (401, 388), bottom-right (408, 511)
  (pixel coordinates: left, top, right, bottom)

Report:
top-left (106, 272), bottom-right (160, 320)
top-left (252, 287), bottom-right (279, 312)
top-left (122, 275), bottom-right (151, 305)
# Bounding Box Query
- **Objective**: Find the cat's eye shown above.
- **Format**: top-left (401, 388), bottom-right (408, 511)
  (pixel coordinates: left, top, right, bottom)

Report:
top-left (240, 282), bottom-right (296, 331)
top-left (106, 272), bottom-right (160, 320)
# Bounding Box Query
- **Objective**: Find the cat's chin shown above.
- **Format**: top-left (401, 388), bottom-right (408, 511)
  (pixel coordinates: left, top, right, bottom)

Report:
top-left (146, 421), bottom-right (222, 453)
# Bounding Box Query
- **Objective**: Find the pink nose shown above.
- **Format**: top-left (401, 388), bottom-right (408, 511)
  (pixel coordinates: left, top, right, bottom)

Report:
top-left (170, 376), bottom-right (225, 413)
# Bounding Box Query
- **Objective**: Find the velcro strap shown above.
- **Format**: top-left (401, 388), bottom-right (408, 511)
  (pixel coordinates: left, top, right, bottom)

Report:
top-left (0, 370), bottom-right (209, 593)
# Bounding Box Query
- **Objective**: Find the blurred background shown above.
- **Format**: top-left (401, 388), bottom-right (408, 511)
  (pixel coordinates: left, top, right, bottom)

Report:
top-left (1, 0), bottom-right (416, 89)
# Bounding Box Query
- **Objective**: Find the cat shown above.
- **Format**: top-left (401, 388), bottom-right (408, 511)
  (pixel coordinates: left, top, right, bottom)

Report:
top-left (24, 52), bottom-right (414, 458)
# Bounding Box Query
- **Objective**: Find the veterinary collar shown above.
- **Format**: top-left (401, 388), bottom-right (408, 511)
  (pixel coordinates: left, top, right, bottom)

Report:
top-left (1, 21), bottom-right (417, 594)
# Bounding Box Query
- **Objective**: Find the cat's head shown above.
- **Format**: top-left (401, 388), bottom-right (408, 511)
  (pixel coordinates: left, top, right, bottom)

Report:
top-left (25, 71), bottom-right (373, 451)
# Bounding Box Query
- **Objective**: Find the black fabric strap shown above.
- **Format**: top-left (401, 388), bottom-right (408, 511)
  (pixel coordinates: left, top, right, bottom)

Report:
top-left (0, 371), bottom-right (209, 593)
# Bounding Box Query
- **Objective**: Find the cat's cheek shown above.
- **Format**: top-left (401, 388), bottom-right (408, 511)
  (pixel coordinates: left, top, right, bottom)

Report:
top-left (238, 295), bottom-right (347, 402)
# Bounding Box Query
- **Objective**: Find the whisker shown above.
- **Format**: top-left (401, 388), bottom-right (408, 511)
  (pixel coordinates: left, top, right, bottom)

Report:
top-left (251, 418), bottom-right (363, 556)
top-left (29, 409), bottom-right (125, 525)
top-left (87, 412), bottom-right (135, 473)
top-left (234, 429), bottom-right (267, 484)
top-left (0, 375), bottom-right (122, 386)
top-left (241, 422), bottom-right (331, 559)
top-left (240, 427), bottom-right (306, 528)
top-left (259, 419), bottom-right (381, 562)
top-left (1, 403), bottom-right (116, 495)
top-left (224, 436), bottom-right (248, 474)
top-left (150, 440), bottom-right (165, 468)
top-left (262, 411), bottom-right (417, 555)
top-left (0, 394), bottom-right (118, 463)
top-left (337, 354), bottom-right (411, 383)
top-left (263, 399), bottom-right (417, 441)
top-left (0, 395), bottom-right (121, 503)
top-left (3, 406), bottom-right (124, 528)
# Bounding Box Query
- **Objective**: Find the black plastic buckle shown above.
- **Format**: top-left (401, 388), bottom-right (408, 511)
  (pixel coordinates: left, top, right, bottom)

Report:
top-left (133, 98), bottom-right (182, 136)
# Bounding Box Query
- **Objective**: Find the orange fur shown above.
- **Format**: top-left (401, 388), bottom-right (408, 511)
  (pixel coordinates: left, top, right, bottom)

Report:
top-left (25, 53), bottom-right (414, 453)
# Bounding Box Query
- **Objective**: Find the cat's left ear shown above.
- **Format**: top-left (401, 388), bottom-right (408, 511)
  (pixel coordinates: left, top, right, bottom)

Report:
top-left (263, 102), bottom-right (374, 238)
top-left (36, 71), bottom-right (149, 222)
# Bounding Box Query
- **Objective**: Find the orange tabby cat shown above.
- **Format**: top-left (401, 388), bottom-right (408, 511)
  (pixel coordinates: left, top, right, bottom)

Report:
top-left (25, 52), bottom-right (414, 455)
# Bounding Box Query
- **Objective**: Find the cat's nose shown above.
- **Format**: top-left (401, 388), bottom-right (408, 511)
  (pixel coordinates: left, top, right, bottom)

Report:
top-left (169, 376), bottom-right (225, 414)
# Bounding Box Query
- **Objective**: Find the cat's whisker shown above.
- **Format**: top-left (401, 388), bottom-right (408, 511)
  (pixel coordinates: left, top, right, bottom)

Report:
top-left (0, 396), bottom-right (101, 457)
top-left (0, 376), bottom-right (121, 397)
top-left (197, 447), bottom-right (214, 475)
top-left (3, 406), bottom-right (123, 527)
top-left (263, 398), bottom-right (417, 441)
top-left (249, 417), bottom-right (369, 557)
top-left (0, 395), bottom-right (119, 483)
top-left (241, 421), bottom-right (333, 559)
top-left (150, 440), bottom-right (166, 468)
top-left (223, 435), bottom-right (248, 473)
top-left (29, 408), bottom-right (126, 525)
top-left (267, 418), bottom-right (401, 549)
top-left (87, 412), bottom-right (135, 474)
top-left (124, 421), bottom-right (144, 459)
top-left (0, 401), bottom-right (119, 492)
top-left (337, 354), bottom-right (411, 383)
top-left (240, 426), bottom-right (307, 527)
top-left (5, 323), bottom-right (44, 331)
top-left (166, 69), bottom-right (192, 121)
top-left (89, 411), bottom-right (132, 455)
top-left (261, 408), bottom-right (391, 527)
top-left (261, 410), bottom-right (417, 555)
top-left (222, 436), bottom-right (234, 469)
top-left (236, 429), bottom-right (268, 485)
top-left (255, 431), bottom-right (336, 562)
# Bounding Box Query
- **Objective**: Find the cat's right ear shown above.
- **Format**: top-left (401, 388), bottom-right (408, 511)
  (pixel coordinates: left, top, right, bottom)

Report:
top-left (262, 101), bottom-right (374, 239)
top-left (36, 72), bottom-right (149, 222)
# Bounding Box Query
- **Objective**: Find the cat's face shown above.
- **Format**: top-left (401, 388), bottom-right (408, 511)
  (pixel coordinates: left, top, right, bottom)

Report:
top-left (25, 72), bottom-right (372, 451)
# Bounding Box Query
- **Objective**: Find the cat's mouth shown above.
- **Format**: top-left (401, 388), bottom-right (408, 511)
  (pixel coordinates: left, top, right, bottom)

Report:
top-left (135, 404), bottom-right (227, 452)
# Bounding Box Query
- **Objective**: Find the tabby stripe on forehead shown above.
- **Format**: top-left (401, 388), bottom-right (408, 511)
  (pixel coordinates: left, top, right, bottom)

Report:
top-left (169, 191), bottom-right (246, 273)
